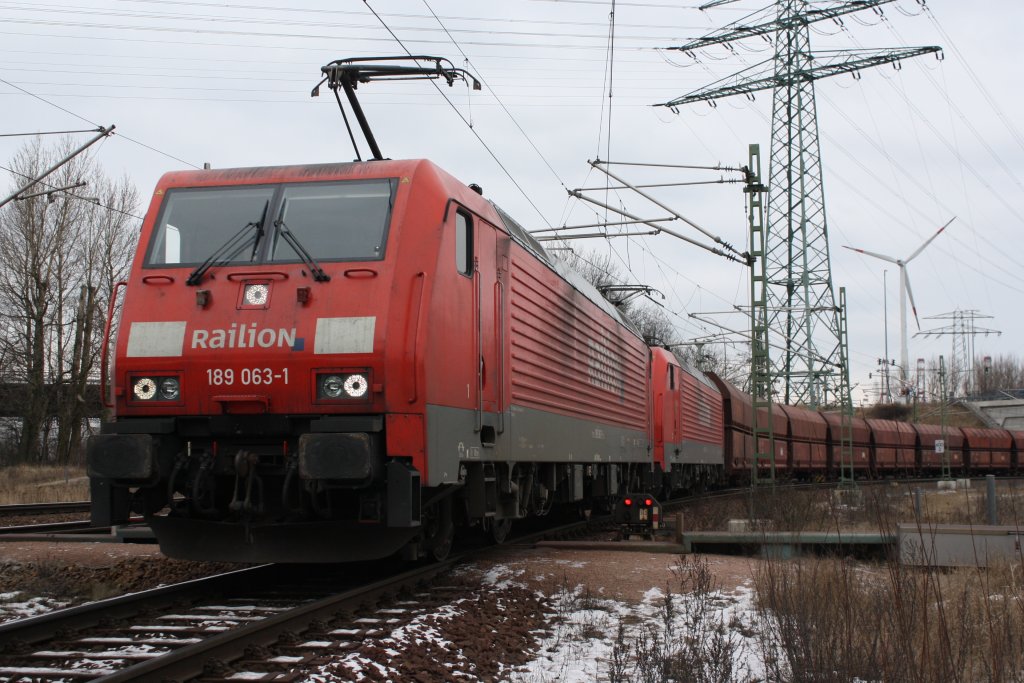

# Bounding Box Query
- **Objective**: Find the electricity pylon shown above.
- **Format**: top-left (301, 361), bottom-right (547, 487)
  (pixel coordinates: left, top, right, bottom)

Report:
top-left (658, 0), bottom-right (940, 407)
top-left (916, 309), bottom-right (1001, 398)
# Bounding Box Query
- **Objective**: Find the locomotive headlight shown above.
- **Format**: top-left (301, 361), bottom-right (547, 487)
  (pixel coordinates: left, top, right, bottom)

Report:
top-left (133, 377), bottom-right (157, 401)
top-left (317, 371), bottom-right (372, 401)
top-left (130, 374), bottom-right (182, 402)
top-left (321, 374), bottom-right (345, 398)
top-left (343, 373), bottom-right (368, 398)
top-left (159, 377), bottom-right (180, 401)
top-left (244, 283), bottom-right (269, 306)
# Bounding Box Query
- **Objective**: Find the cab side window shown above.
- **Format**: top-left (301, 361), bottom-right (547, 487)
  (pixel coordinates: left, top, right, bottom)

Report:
top-left (456, 210), bottom-right (474, 276)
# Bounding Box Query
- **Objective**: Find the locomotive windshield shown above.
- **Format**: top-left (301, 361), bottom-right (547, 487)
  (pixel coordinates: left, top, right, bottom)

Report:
top-left (145, 178), bottom-right (396, 267)
top-left (270, 180), bottom-right (394, 262)
top-left (146, 186), bottom-right (274, 266)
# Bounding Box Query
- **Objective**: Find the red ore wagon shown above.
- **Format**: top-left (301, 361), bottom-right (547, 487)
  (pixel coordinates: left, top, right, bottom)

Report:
top-left (822, 412), bottom-right (872, 475)
top-left (706, 373), bottom-right (753, 477)
top-left (778, 405), bottom-right (829, 473)
top-left (866, 419), bottom-right (917, 475)
top-left (913, 423), bottom-right (964, 474)
top-left (961, 427), bottom-right (1013, 471)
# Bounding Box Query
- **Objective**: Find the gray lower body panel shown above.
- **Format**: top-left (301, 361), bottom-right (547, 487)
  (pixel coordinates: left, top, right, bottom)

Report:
top-left (424, 403), bottom-right (649, 487)
top-left (665, 440), bottom-right (725, 466)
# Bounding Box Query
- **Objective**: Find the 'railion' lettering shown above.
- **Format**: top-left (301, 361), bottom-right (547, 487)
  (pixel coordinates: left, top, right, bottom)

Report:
top-left (191, 323), bottom-right (297, 350)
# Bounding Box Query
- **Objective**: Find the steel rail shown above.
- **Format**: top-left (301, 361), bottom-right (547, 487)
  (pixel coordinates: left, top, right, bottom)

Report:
top-left (0, 501), bottom-right (91, 516)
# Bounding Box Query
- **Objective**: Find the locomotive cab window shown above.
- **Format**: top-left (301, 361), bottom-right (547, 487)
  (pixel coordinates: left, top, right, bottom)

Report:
top-left (455, 210), bottom-right (473, 276)
top-left (271, 179), bottom-right (396, 263)
top-left (146, 186), bottom-right (274, 266)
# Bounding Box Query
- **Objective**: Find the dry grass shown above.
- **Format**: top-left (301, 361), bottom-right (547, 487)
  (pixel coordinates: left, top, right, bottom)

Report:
top-left (0, 465), bottom-right (89, 504)
top-left (712, 482), bottom-right (1024, 681)
top-left (753, 556), bottom-right (1024, 682)
top-left (606, 555), bottom-right (754, 683)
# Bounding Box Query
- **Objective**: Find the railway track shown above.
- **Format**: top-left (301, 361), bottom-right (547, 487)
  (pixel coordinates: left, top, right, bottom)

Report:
top-left (0, 501), bottom-right (152, 541)
top-left (0, 516), bottom-right (598, 682)
top-left (0, 502), bottom-right (90, 519)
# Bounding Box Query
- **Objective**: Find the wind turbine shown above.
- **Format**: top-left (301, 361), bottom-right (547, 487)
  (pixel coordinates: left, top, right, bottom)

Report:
top-left (843, 217), bottom-right (955, 398)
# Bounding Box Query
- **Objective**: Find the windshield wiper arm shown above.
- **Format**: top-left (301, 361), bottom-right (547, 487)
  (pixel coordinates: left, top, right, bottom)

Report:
top-left (273, 219), bottom-right (330, 282)
top-left (186, 220), bottom-right (261, 286)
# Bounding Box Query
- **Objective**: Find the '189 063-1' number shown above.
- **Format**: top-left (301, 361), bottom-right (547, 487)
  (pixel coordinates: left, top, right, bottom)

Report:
top-left (206, 368), bottom-right (288, 386)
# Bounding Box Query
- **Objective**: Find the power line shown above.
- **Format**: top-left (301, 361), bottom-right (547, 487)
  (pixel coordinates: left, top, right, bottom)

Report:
top-left (13, 0), bottom-right (715, 31)
top-left (0, 74), bottom-right (200, 169)
top-left (421, 0), bottom-right (570, 193)
top-left (0, 2), bottom-right (709, 41)
top-left (361, 0), bottom-right (553, 228)
top-left (0, 17), bottom-right (674, 50)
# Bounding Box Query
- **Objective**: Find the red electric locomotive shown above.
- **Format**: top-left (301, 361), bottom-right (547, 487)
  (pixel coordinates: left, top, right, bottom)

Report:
top-left (87, 154), bottom-right (678, 562)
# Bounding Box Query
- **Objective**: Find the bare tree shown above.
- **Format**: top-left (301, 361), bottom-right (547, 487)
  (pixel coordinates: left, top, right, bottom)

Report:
top-left (0, 137), bottom-right (138, 464)
top-left (677, 343), bottom-right (751, 389)
top-left (972, 354), bottom-right (1024, 397)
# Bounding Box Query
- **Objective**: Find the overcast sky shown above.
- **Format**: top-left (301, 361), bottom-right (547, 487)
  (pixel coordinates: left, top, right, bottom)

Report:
top-left (1, 0), bottom-right (1020, 405)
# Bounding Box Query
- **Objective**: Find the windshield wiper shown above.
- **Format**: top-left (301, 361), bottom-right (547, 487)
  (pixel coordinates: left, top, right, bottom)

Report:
top-left (273, 219), bottom-right (331, 282)
top-left (186, 220), bottom-right (262, 286)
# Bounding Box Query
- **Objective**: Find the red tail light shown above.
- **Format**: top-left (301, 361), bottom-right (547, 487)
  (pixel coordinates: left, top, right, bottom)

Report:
top-left (644, 498), bottom-right (653, 507)
top-left (624, 498), bottom-right (633, 506)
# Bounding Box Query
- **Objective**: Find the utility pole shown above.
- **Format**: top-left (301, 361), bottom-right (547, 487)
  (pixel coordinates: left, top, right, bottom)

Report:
top-left (657, 0), bottom-right (939, 407)
top-left (745, 143), bottom-right (775, 486)
top-left (883, 269), bottom-right (890, 402)
top-left (939, 355), bottom-right (950, 480)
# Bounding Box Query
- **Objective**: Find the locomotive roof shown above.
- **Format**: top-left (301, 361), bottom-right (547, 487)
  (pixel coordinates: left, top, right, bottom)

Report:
top-left (155, 158), bottom-right (444, 187)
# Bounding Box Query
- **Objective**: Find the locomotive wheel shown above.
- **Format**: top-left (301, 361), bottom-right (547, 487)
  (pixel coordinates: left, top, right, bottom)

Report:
top-left (422, 498), bottom-right (454, 562)
top-left (490, 518), bottom-right (512, 544)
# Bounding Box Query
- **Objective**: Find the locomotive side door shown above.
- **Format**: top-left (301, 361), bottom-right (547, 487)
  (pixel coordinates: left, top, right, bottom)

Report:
top-left (473, 219), bottom-right (507, 454)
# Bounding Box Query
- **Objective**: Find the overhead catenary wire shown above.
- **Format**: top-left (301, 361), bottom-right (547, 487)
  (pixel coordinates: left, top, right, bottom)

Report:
top-left (0, 74), bottom-right (200, 169)
top-left (361, 0), bottom-right (552, 228)
top-left (3, 0), bottom-right (724, 34)
top-left (420, 0), bottom-right (570, 194)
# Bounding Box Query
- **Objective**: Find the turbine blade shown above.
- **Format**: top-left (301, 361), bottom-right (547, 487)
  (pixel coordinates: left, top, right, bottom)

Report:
top-left (907, 216), bottom-right (955, 262)
top-left (841, 245), bottom-right (899, 264)
top-left (904, 271), bottom-right (921, 331)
